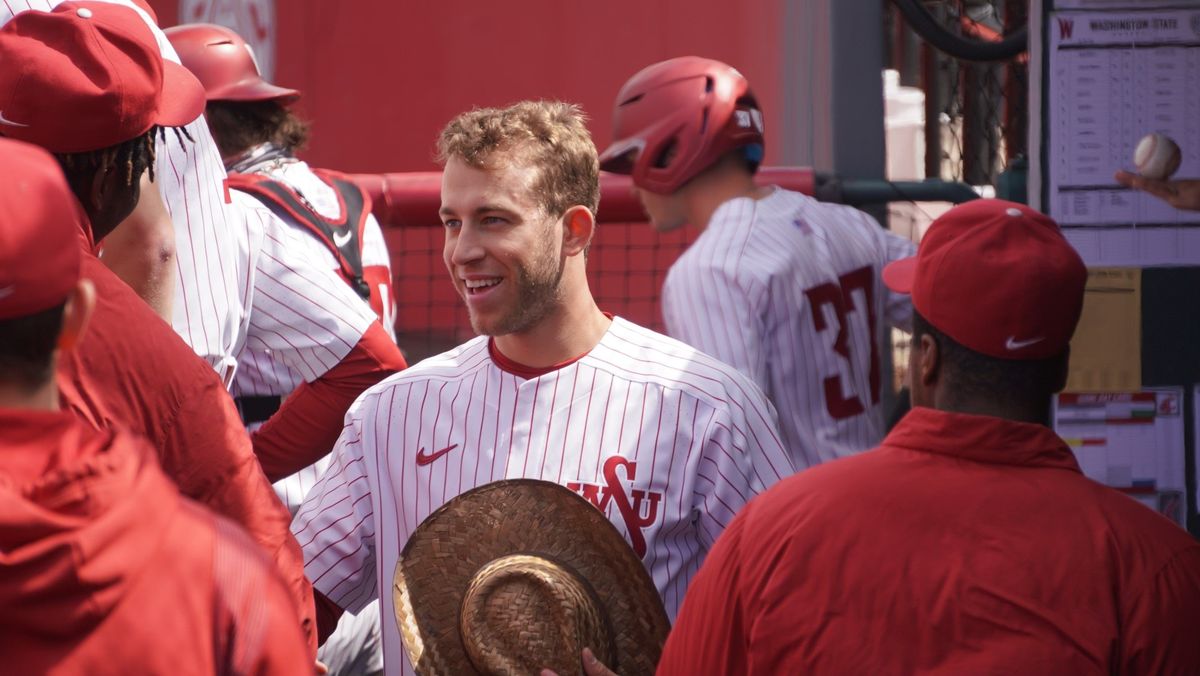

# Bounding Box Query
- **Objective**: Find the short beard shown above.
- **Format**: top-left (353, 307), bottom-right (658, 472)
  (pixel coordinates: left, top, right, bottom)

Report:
top-left (469, 238), bottom-right (565, 336)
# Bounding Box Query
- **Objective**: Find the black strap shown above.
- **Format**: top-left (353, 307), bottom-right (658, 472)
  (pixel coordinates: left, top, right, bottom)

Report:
top-left (229, 174), bottom-right (372, 301)
top-left (235, 395), bottom-right (283, 425)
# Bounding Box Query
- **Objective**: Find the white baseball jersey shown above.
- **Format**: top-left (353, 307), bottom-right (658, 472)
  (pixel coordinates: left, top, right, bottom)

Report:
top-left (293, 317), bottom-right (794, 674)
top-left (663, 188), bottom-right (915, 468)
top-left (250, 159), bottom-right (397, 341)
top-left (229, 159), bottom-right (395, 512)
top-left (227, 190), bottom-right (377, 509)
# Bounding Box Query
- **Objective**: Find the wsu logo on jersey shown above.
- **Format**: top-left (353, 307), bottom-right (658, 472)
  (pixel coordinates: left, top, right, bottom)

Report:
top-left (567, 456), bottom-right (663, 559)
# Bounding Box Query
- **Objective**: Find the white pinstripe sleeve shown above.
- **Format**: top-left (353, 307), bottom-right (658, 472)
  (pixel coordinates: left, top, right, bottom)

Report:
top-left (692, 378), bottom-right (794, 549)
top-left (239, 195), bottom-right (377, 383)
top-left (662, 261), bottom-right (770, 392)
top-left (292, 411), bottom-right (378, 614)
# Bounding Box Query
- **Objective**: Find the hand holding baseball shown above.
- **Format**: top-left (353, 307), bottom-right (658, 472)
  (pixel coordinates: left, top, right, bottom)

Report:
top-left (1114, 171), bottom-right (1200, 212)
top-left (1133, 133), bottom-right (1181, 180)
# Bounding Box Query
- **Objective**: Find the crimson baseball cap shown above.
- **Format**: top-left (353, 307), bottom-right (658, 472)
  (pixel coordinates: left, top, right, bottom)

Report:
top-left (882, 199), bottom-right (1087, 360)
top-left (0, 1), bottom-right (206, 154)
top-left (0, 138), bottom-right (85, 320)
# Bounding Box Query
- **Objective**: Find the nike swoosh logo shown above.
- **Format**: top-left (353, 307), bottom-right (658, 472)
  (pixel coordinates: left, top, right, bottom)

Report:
top-left (416, 443), bottom-right (459, 466)
top-left (1005, 335), bottom-right (1045, 350)
top-left (332, 229), bottom-right (352, 248)
top-left (0, 111), bottom-right (29, 127)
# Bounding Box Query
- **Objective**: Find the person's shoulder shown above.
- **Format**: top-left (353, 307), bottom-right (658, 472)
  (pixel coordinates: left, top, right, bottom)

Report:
top-left (738, 448), bottom-right (889, 523)
top-left (1069, 477), bottom-right (1200, 556)
top-left (594, 318), bottom-right (770, 404)
top-left (353, 337), bottom-right (491, 406)
top-left (79, 256), bottom-right (224, 383)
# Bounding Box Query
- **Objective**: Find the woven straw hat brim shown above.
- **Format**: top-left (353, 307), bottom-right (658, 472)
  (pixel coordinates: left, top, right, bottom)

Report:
top-left (393, 479), bottom-right (671, 675)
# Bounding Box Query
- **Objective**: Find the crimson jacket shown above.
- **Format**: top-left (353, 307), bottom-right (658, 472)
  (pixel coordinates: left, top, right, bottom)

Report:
top-left (660, 407), bottom-right (1200, 675)
top-left (58, 228), bottom-right (317, 656)
top-left (0, 408), bottom-right (310, 674)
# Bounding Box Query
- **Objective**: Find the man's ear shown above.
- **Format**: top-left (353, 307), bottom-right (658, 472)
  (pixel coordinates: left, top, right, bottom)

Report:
top-left (560, 205), bottom-right (596, 257)
top-left (918, 332), bottom-right (940, 388)
top-left (57, 279), bottom-right (96, 353)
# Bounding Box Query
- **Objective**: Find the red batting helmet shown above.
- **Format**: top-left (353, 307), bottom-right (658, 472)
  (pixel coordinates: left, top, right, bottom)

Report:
top-left (164, 23), bottom-right (299, 104)
top-left (599, 56), bottom-right (764, 194)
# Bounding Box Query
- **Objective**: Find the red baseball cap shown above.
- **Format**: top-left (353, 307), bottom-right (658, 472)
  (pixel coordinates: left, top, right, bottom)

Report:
top-left (883, 199), bottom-right (1087, 360)
top-left (0, 1), bottom-right (205, 154)
top-left (0, 138), bottom-right (85, 320)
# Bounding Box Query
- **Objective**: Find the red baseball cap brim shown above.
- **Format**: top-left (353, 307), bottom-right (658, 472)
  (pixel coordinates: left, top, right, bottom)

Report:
top-left (882, 255), bottom-right (917, 295)
top-left (158, 59), bottom-right (207, 127)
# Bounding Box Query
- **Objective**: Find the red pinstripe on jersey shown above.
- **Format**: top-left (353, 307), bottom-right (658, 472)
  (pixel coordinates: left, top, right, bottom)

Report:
top-left (293, 317), bottom-right (794, 674)
top-left (3, 2), bottom-right (378, 395)
top-left (662, 188), bottom-right (915, 468)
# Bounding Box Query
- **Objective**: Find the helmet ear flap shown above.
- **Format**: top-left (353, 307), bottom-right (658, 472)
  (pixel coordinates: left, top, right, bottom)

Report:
top-left (634, 129), bottom-right (686, 193)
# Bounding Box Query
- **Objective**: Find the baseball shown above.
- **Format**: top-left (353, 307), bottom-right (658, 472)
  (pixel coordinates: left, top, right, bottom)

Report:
top-left (1133, 132), bottom-right (1182, 180)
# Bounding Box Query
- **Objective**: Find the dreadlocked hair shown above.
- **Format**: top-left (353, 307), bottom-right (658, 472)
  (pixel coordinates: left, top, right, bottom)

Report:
top-left (54, 126), bottom-right (192, 188)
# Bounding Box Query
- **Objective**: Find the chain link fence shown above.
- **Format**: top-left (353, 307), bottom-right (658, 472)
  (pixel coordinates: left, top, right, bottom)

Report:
top-left (886, 0), bottom-right (1029, 186)
top-left (883, 0), bottom-right (1029, 391)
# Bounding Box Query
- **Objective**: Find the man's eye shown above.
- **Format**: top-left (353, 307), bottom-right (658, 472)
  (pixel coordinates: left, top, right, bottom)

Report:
top-left (481, 216), bottom-right (506, 225)
top-left (443, 219), bottom-right (461, 229)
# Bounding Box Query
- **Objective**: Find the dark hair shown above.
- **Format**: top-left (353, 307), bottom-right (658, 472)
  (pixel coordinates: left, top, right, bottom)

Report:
top-left (0, 302), bottom-right (67, 390)
top-left (205, 100), bottom-right (311, 158)
top-left (911, 310), bottom-right (1067, 404)
top-left (55, 126), bottom-right (160, 190)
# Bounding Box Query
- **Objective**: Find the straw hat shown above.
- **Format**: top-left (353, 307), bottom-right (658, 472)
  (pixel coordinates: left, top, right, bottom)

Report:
top-left (393, 479), bottom-right (671, 675)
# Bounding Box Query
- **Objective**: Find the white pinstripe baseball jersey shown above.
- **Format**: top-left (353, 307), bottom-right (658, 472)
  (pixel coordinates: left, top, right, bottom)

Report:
top-left (293, 316), bottom-right (794, 674)
top-left (228, 158), bottom-right (394, 513)
top-left (663, 188), bottom-right (915, 468)
top-left (227, 190), bottom-right (377, 510)
top-left (249, 159), bottom-right (397, 341)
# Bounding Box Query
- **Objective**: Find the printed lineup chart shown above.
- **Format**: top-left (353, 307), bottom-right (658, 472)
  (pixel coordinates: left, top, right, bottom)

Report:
top-left (1047, 9), bottom-right (1200, 227)
top-left (1053, 389), bottom-right (1187, 525)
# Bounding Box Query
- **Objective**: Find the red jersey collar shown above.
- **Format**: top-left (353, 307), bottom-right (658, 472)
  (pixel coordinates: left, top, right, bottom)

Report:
top-left (884, 407), bottom-right (1081, 473)
top-left (488, 313), bottom-right (613, 379)
top-left (488, 340), bottom-right (591, 379)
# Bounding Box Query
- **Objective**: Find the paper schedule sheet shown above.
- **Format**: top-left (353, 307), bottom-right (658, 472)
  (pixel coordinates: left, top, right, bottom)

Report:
top-left (1054, 389), bottom-right (1187, 526)
top-left (1048, 9), bottom-right (1200, 226)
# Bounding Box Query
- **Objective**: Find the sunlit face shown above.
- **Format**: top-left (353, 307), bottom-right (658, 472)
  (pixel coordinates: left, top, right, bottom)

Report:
top-left (633, 185), bottom-right (688, 232)
top-left (440, 155), bottom-right (565, 336)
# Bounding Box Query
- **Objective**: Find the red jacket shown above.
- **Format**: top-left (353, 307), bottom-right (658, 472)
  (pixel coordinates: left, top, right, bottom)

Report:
top-left (58, 236), bottom-right (317, 655)
top-left (660, 407), bottom-right (1200, 675)
top-left (0, 408), bottom-right (310, 675)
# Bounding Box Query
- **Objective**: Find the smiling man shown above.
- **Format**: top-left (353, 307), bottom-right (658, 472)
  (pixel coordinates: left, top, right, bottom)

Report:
top-left (292, 100), bottom-right (794, 674)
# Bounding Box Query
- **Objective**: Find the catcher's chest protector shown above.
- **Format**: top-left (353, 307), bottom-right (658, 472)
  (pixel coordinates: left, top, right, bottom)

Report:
top-left (227, 169), bottom-right (373, 300)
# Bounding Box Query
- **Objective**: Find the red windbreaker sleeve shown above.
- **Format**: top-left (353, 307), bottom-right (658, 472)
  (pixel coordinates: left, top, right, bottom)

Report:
top-left (252, 321), bottom-right (407, 482)
top-left (314, 589), bottom-right (347, 647)
top-left (166, 368), bottom-right (319, 659)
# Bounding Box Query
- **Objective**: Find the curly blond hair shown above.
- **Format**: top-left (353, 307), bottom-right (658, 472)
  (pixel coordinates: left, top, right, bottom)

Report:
top-left (437, 100), bottom-right (600, 217)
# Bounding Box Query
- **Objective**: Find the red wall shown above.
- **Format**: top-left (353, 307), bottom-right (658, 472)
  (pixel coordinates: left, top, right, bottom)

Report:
top-left (152, 0), bottom-right (786, 173)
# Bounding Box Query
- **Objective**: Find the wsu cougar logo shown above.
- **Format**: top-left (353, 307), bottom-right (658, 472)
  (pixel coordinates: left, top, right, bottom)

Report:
top-left (567, 457), bottom-right (663, 559)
